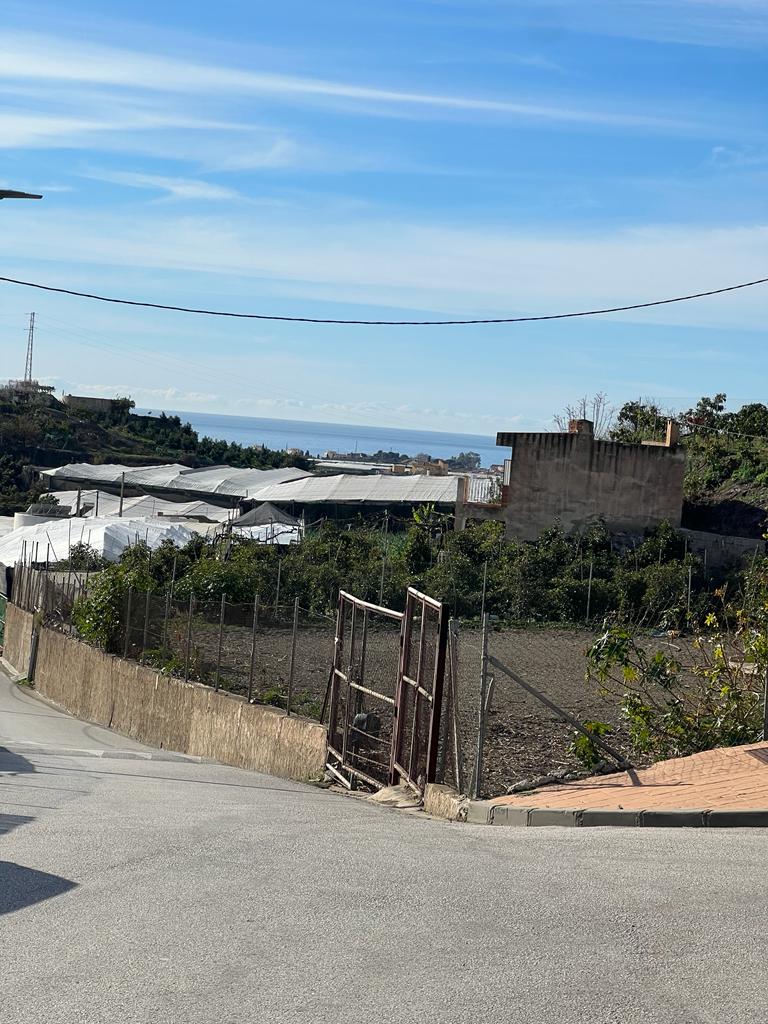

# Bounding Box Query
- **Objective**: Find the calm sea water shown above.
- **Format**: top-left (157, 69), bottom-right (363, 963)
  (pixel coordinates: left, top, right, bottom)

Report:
top-left (137, 409), bottom-right (500, 466)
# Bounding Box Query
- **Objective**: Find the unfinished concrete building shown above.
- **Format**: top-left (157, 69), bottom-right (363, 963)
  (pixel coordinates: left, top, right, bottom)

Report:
top-left (455, 418), bottom-right (685, 541)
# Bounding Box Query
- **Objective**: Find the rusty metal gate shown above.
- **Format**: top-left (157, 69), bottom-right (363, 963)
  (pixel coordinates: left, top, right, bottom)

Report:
top-left (390, 588), bottom-right (449, 791)
top-left (326, 587), bottom-right (448, 793)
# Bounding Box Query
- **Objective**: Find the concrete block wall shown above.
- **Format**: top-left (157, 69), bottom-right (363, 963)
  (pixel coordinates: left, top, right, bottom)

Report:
top-left (3, 602), bottom-right (34, 677)
top-left (457, 431), bottom-right (686, 541)
top-left (2, 605), bottom-right (327, 783)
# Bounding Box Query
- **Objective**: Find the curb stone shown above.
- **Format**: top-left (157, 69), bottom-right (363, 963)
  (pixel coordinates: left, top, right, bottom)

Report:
top-left (465, 800), bottom-right (768, 828)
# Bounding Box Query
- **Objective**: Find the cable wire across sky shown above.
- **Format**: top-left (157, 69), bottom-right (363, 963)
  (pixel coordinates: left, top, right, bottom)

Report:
top-left (0, 273), bottom-right (766, 326)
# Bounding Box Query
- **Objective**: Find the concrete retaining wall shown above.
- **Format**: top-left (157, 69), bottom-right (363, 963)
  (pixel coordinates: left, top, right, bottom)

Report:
top-left (3, 602), bottom-right (34, 676)
top-left (457, 431), bottom-right (686, 541)
top-left (2, 605), bottom-right (327, 782)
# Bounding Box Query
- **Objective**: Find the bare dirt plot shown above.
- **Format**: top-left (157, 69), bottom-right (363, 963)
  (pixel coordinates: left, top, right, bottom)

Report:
top-left (154, 604), bottom-right (701, 799)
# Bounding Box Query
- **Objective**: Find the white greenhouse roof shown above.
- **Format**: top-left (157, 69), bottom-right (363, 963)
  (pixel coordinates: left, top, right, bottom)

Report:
top-left (247, 474), bottom-right (459, 505)
top-left (0, 517), bottom-right (195, 566)
top-left (41, 463), bottom-right (310, 499)
top-left (48, 490), bottom-right (232, 522)
top-left (163, 465), bottom-right (310, 496)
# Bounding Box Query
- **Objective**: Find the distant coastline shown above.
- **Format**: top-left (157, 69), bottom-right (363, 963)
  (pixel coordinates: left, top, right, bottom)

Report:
top-left (135, 409), bottom-right (499, 467)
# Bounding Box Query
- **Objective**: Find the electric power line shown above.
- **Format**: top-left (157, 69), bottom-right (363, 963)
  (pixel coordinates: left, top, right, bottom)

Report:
top-left (679, 418), bottom-right (768, 443)
top-left (0, 273), bottom-right (766, 326)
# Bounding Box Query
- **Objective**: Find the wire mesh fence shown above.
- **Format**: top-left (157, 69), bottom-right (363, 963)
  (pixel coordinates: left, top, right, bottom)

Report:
top-left (10, 562), bottom-right (637, 797)
top-left (122, 592), bottom-right (337, 720)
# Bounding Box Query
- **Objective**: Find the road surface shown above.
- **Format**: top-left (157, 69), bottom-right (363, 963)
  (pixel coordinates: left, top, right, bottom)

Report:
top-left (2, 665), bottom-right (767, 1023)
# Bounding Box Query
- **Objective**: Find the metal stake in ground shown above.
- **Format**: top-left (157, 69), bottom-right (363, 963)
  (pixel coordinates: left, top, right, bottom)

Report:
top-left (247, 594), bottom-right (259, 702)
top-left (585, 559), bottom-right (594, 623)
top-left (214, 593), bottom-right (226, 692)
top-left (448, 618), bottom-right (464, 794)
top-left (184, 593), bottom-right (194, 682)
top-left (286, 596), bottom-right (299, 716)
top-left (378, 513), bottom-right (389, 605)
top-left (142, 589), bottom-right (151, 659)
top-left (473, 613), bottom-right (490, 800)
top-left (123, 587), bottom-right (133, 659)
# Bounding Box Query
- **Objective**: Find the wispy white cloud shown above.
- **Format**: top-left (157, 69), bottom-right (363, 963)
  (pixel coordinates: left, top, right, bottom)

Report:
top-left (421, 0), bottom-right (768, 49)
top-left (1, 207), bottom-right (765, 330)
top-left (710, 144), bottom-right (768, 169)
top-left (0, 30), bottom-right (699, 132)
top-left (82, 170), bottom-right (241, 201)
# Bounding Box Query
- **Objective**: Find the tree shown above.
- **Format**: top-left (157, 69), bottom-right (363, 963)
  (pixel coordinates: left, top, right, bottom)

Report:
top-left (609, 398), bottom-right (670, 444)
top-left (448, 451), bottom-right (481, 470)
top-left (553, 393), bottom-right (615, 439)
top-left (683, 394), bottom-right (727, 431)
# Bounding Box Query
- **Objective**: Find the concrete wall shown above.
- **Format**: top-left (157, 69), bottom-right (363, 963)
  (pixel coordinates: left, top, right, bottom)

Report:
top-left (62, 394), bottom-right (131, 413)
top-left (4, 601), bottom-right (34, 677)
top-left (456, 432), bottom-right (686, 541)
top-left (679, 529), bottom-right (766, 568)
top-left (2, 605), bottom-right (327, 783)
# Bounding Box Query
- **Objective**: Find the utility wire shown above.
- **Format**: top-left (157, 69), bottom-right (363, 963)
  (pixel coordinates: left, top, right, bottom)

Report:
top-left (0, 273), bottom-right (766, 326)
top-left (679, 418), bottom-right (768, 443)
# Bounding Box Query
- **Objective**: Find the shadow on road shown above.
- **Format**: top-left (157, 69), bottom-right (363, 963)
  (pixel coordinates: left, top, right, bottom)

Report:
top-left (0, 861), bottom-right (78, 915)
top-left (0, 746), bottom-right (37, 775)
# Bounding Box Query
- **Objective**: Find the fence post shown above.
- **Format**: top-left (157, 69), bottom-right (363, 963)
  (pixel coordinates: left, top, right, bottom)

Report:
top-left (480, 559), bottom-right (488, 623)
top-left (184, 594), bottom-right (194, 682)
top-left (142, 589), bottom-right (151, 659)
top-left (378, 513), bottom-right (389, 605)
top-left (162, 590), bottom-right (171, 649)
top-left (472, 613), bottom-right (490, 800)
top-left (286, 596), bottom-right (299, 716)
top-left (585, 560), bottom-right (594, 623)
top-left (449, 619), bottom-right (464, 794)
top-left (214, 593), bottom-right (226, 692)
top-left (247, 594), bottom-right (259, 702)
top-left (687, 565), bottom-right (693, 616)
top-left (123, 587), bottom-right (133, 659)
top-left (275, 560), bottom-right (282, 616)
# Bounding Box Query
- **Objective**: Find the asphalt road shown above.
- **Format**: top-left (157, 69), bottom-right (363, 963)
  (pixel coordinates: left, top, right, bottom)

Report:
top-left (2, 666), bottom-right (768, 1024)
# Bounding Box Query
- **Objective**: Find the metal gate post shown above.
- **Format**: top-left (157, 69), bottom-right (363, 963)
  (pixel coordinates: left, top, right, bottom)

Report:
top-left (389, 593), bottom-right (412, 786)
top-left (472, 613), bottom-right (490, 800)
top-left (424, 604), bottom-right (449, 785)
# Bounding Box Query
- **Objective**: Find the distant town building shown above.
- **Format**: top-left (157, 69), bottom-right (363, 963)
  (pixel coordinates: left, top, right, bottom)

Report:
top-left (62, 394), bottom-right (135, 415)
top-left (0, 379), bottom-right (56, 402)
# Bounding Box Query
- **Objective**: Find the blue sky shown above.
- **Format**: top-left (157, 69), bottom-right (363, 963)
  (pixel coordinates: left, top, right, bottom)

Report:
top-left (0, 0), bottom-right (766, 434)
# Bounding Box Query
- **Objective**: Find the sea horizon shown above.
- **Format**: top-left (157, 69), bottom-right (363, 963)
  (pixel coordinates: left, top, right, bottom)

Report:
top-left (136, 408), bottom-right (500, 467)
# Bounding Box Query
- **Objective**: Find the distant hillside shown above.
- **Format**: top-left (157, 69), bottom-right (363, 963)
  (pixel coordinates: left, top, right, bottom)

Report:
top-left (0, 396), bottom-right (307, 515)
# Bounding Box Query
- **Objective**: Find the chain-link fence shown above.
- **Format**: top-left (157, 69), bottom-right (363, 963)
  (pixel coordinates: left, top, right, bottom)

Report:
top-left (121, 591), bottom-right (336, 720)
top-left (10, 563), bottom-right (638, 795)
top-left (11, 565), bottom-right (338, 722)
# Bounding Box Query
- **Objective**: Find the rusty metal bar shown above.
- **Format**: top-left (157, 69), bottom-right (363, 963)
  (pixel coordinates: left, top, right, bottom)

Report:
top-left (424, 604), bottom-right (449, 786)
top-left (390, 589), bottom-right (413, 786)
top-left (247, 594), bottom-right (259, 702)
top-left (473, 613), bottom-right (490, 800)
top-left (340, 601), bottom-right (357, 770)
top-left (286, 596), bottom-right (299, 716)
top-left (405, 586), bottom-right (443, 611)
top-left (408, 599), bottom-right (429, 782)
top-left (327, 597), bottom-right (346, 754)
top-left (214, 593), bottom-right (226, 691)
top-left (123, 587), bottom-right (133, 659)
top-left (487, 654), bottom-right (633, 768)
top-left (142, 589), bottom-right (151, 659)
top-left (347, 680), bottom-right (396, 706)
top-left (448, 619), bottom-right (464, 793)
top-left (338, 590), bottom-right (404, 620)
top-left (183, 593), bottom-right (194, 682)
